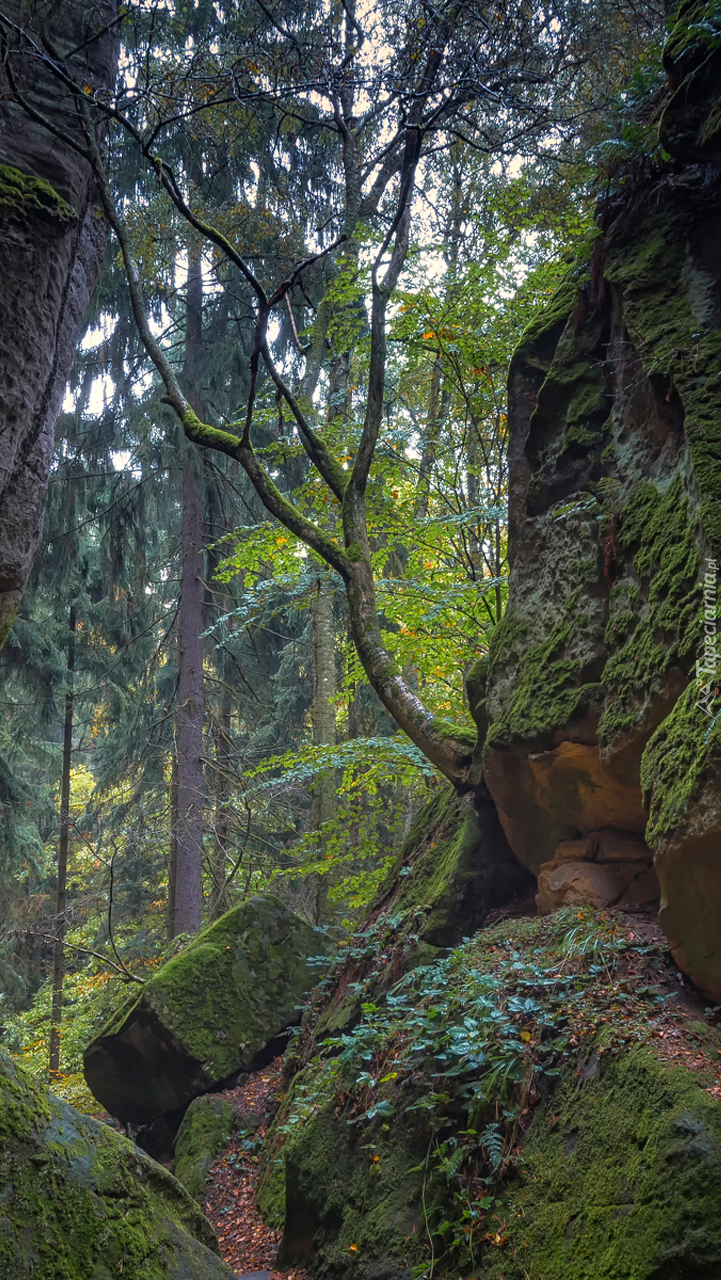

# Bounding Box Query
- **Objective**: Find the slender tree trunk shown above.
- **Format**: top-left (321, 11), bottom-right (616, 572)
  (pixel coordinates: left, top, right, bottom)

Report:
top-left (311, 572), bottom-right (337, 920)
top-left (413, 357), bottom-right (449, 522)
top-left (167, 751), bottom-right (178, 942)
top-left (209, 688), bottom-right (232, 920)
top-left (173, 245), bottom-right (206, 935)
top-left (49, 605), bottom-right (76, 1077)
top-left (466, 420), bottom-right (483, 581)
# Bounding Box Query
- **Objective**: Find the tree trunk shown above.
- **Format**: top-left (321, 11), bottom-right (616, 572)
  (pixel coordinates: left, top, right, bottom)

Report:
top-left (167, 751), bottom-right (178, 943)
top-left (49, 605), bottom-right (76, 1077)
top-left (413, 357), bottom-right (449, 522)
top-left (173, 247), bottom-right (206, 935)
top-left (209, 687), bottom-right (232, 920)
top-left (0, 1), bottom-right (118, 648)
top-left (311, 571), bottom-right (337, 920)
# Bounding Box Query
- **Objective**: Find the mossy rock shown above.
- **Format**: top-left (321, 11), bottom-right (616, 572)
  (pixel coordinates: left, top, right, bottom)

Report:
top-left (660, 0), bottom-right (721, 166)
top-left (0, 1050), bottom-right (234, 1280)
top-left (84, 894), bottom-right (327, 1124)
top-left (483, 1048), bottom-right (721, 1280)
top-left (0, 162), bottom-right (75, 222)
top-left (482, 34), bottom-right (721, 985)
top-left (271, 1049), bottom-right (721, 1280)
top-left (173, 1095), bottom-right (235, 1202)
top-left (257, 915), bottom-right (721, 1280)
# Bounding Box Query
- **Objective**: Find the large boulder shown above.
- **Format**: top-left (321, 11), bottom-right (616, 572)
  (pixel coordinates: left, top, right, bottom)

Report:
top-left (0, 1050), bottom-right (234, 1280)
top-left (84, 894), bottom-right (325, 1124)
top-left (483, 8), bottom-right (721, 994)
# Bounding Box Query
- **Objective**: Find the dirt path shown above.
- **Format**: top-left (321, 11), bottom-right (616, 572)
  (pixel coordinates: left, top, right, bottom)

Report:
top-left (203, 1062), bottom-right (307, 1280)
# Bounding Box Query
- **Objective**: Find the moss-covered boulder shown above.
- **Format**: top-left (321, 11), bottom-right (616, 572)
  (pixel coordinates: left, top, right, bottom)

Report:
top-left (84, 894), bottom-right (325, 1124)
top-left (483, 9), bottom-right (721, 993)
top-left (257, 911), bottom-right (721, 1280)
top-left (173, 1094), bottom-right (235, 1202)
top-left (0, 1050), bottom-right (234, 1280)
top-left (482, 1048), bottom-right (721, 1280)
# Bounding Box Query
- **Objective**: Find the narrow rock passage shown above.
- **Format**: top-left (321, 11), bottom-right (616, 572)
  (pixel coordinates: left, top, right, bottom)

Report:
top-left (203, 1062), bottom-right (306, 1280)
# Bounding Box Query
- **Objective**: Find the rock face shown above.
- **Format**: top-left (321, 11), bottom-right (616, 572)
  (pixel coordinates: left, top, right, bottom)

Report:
top-left (0, 1050), bottom-right (234, 1280)
top-left (535, 830), bottom-right (659, 914)
top-left (174, 1095), bottom-right (236, 1202)
top-left (84, 894), bottom-right (325, 1124)
top-left (484, 5), bottom-right (721, 994)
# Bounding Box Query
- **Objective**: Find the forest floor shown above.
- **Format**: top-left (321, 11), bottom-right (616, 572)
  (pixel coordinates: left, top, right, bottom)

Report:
top-left (617, 912), bottom-right (721, 1099)
top-left (202, 1061), bottom-right (306, 1280)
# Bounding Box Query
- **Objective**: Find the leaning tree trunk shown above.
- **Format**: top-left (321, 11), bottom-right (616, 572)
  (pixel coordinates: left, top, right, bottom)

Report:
top-left (0, 1), bottom-right (118, 647)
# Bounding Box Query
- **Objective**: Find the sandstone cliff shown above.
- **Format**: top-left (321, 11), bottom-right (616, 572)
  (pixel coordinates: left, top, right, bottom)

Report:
top-left (482, 0), bottom-right (721, 996)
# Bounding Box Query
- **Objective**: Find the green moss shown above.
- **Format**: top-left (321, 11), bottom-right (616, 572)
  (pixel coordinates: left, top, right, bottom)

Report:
top-left (484, 1047), bottom-right (721, 1280)
top-left (345, 541), bottom-right (366, 562)
top-left (605, 208), bottom-right (721, 559)
top-left (276, 1085), bottom-right (430, 1276)
top-left (640, 682), bottom-right (721, 846)
top-left (181, 408), bottom-right (242, 454)
top-left (516, 272), bottom-right (581, 360)
top-left (0, 1051), bottom-right (232, 1279)
top-left (599, 477), bottom-right (701, 748)
top-left (390, 787), bottom-right (475, 939)
top-left (427, 714), bottom-right (476, 752)
top-left (0, 163), bottom-right (75, 222)
top-left (562, 422), bottom-right (602, 451)
top-left (174, 1095), bottom-right (235, 1202)
top-left (145, 897), bottom-right (321, 1073)
top-left (487, 592), bottom-right (604, 747)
